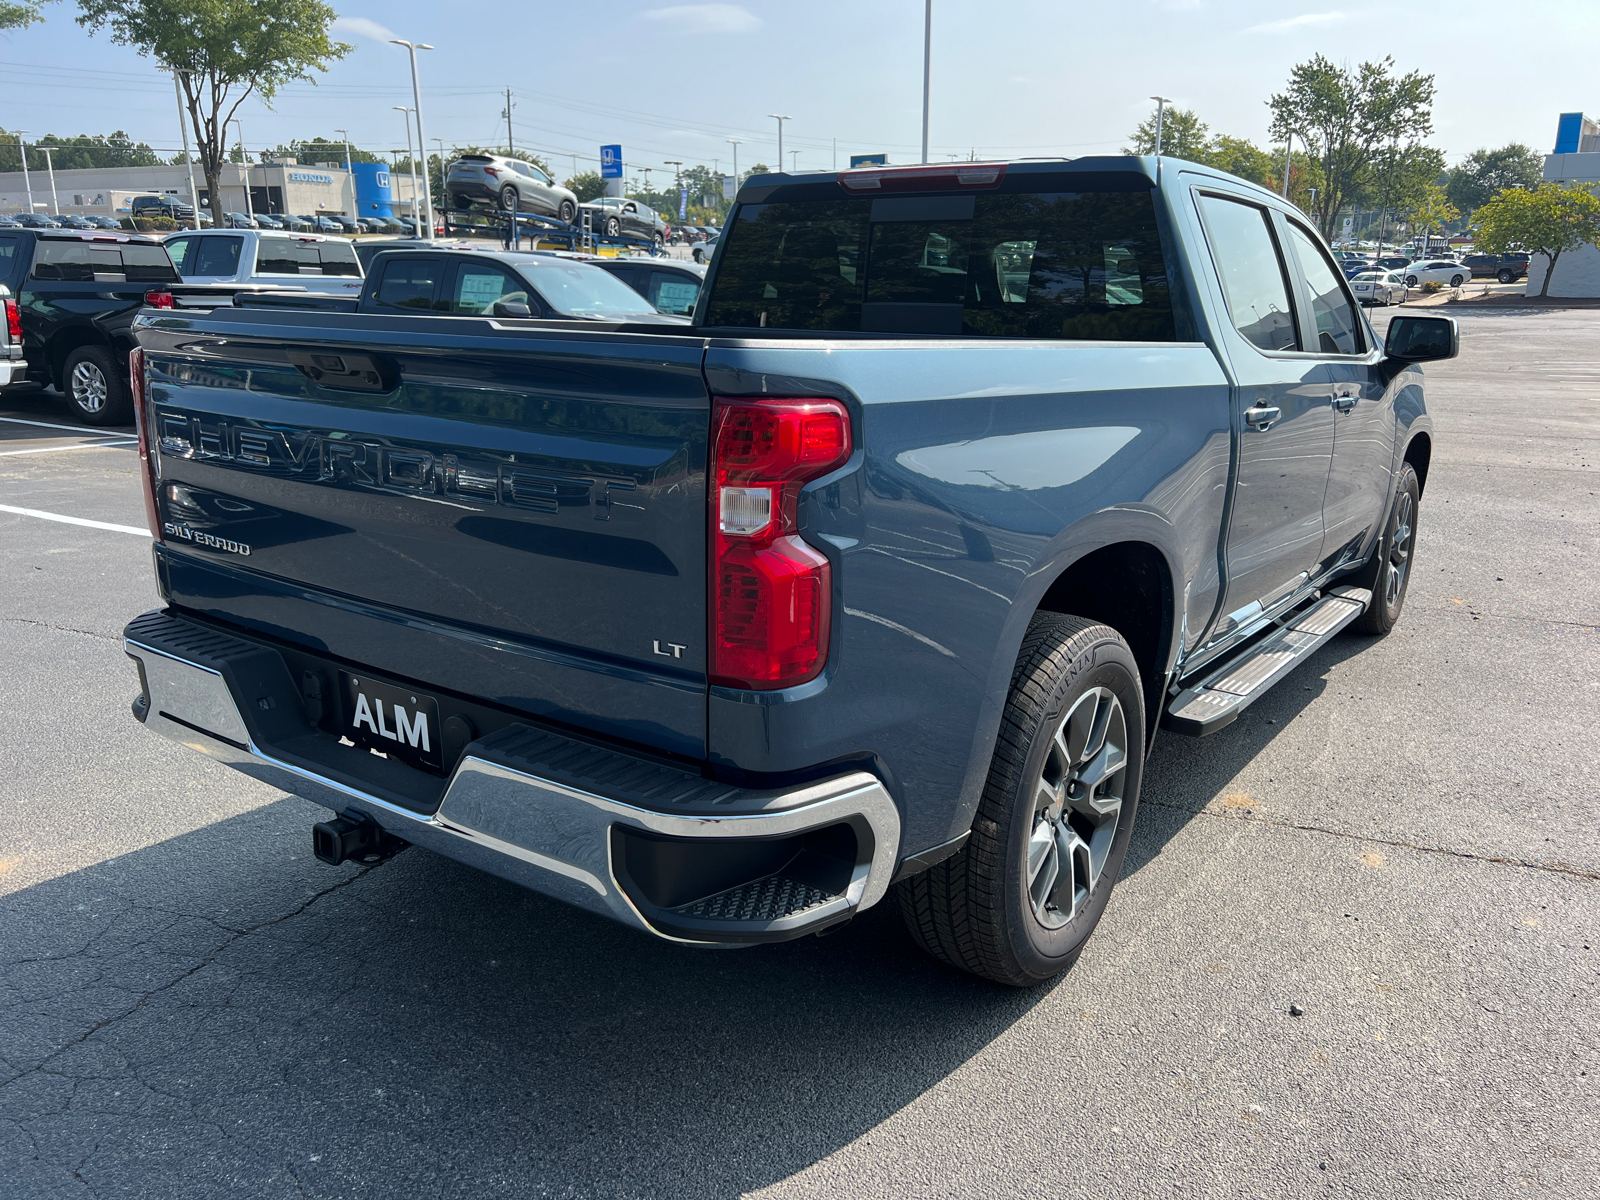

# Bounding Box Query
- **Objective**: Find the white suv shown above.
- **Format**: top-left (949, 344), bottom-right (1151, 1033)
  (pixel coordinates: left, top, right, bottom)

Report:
top-left (162, 229), bottom-right (364, 295)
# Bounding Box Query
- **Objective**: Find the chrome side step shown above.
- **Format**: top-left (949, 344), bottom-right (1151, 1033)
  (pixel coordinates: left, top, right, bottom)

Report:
top-left (1163, 586), bottom-right (1372, 736)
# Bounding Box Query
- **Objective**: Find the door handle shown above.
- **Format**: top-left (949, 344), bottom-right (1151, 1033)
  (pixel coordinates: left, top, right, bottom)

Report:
top-left (1333, 393), bottom-right (1358, 412)
top-left (1243, 404), bottom-right (1281, 431)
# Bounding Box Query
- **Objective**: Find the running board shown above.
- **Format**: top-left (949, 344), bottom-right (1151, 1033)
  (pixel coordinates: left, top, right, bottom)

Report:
top-left (1163, 586), bottom-right (1372, 736)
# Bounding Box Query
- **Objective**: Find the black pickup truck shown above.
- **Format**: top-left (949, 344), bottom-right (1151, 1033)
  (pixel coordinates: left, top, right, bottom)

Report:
top-left (0, 229), bottom-right (243, 425)
top-left (122, 157), bottom-right (1456, 985)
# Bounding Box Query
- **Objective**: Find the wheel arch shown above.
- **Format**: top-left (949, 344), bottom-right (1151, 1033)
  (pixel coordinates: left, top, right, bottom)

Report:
top-left (48, 326), bottom-right (118, 390)
top-left (1403, 430), bottom-right (1432, 496)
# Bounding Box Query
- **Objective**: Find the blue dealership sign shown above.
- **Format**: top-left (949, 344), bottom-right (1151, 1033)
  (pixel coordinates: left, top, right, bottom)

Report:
top-left (600, 145), bottom-right (622, 179)
top-left (849, 153), bottom-right (888, 168)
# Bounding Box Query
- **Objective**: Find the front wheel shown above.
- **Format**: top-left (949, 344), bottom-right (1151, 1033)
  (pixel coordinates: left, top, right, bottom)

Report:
top-left (896, 614), bottom-right (1144, 987)
top-left (692, 247), bottom-right (705, 263)
top-left (1352, 463), bottom-right (1420, 635)
top-left (1450, 273), bottom-right (1465, 287)
top-left (557, 199), bottom-right (576, 225)
top-left (604, 216), bottom-right (621, 238)
top-left (1497, 269), bottom-right (1515, 284)
top-left (653, 232), bottom-right (664, 251)
top-left (63, 344), bottom-right (130, 426)
top-left (499, 184), bottom-right (520, 212)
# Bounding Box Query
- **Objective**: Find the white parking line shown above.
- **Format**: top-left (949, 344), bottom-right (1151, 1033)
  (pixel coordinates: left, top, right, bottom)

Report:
top-left (0, 415), bottom-right (126, 435)
top-left (0, 439), bottom-right (136, 457)
top-left (0, 502), bottom-right (151, 536)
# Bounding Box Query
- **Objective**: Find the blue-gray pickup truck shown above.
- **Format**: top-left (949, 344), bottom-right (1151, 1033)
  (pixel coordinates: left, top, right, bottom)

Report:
top-left (121, 158), bottom-right (1455, 986)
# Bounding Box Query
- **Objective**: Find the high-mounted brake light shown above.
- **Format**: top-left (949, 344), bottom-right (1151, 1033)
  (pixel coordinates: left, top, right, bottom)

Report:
top-left (144, 290), bottom-right (176, 309)
top-left (4, 297), bottom-right (19, 342)
top-left (839, 162), bottom-right (1007, 192)
top-left (710, 397), bottom-right (851, 690)
top-left (130, 347), bottom-right (162, 542)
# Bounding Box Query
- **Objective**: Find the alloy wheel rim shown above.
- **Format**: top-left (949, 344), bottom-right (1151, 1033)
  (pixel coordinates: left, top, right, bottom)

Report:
top-left (71, 361), bottom-right (107, 413)
top-left (1027, 687), bottom-right (1128, 931)
top-left (1386, 490), bottom-right (1414, 608)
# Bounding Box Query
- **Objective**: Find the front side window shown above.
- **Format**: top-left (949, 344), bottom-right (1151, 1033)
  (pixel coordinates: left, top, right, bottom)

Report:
top-left (1196, 194), bottom-right (1298, 353)
top-left (451, 264), bottom-right (527, 314)
top-left (648, 269), bottom-right (701, 315)
top-left (164, 236), bottom-right (193, 272)
top-left (705, 188), bottom-right (1176, 340)
top-left (374, 259), bottom-right (445, 310)
top-left (1285, 222), bottom-right (1362, 355)
top-left (517, 261), bottom-right (658, 317)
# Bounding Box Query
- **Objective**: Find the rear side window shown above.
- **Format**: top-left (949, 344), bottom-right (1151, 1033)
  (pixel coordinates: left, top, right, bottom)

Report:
top-left (255, 236), bottom-right (357, 276)
top-left (31, 240), bottom-right (179, 284)
top-left (1283, 223), bottom-right (1362, 355)
top-left (704, 189), bottom-right (1176, 340)
top-left (374, 258), bottom-right (445, 310)
top-left (191, 236), bottom-right (243, 277)
top-left (1196, 194), bottom-right (1298, 353)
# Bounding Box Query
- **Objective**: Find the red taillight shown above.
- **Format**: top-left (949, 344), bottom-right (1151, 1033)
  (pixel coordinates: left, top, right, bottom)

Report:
top-left (144, 290), bottom-right (176, 309)
top-left (4, 297), bottom-right (19, 342)
top-left (483, 166), bottom-right (500, 178)
top-left (130, 347), bottom-right (161, 542)
top-left (710, 397), bottom-right (851, 689)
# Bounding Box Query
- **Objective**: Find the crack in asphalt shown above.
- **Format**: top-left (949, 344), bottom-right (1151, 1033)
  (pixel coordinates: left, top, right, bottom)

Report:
top-left (1147, 800), bottom-right (1600, 882)
top-left (0, 863), bottom-right (384, 1098)
top-left (0, 617), bottom-right (120, 642)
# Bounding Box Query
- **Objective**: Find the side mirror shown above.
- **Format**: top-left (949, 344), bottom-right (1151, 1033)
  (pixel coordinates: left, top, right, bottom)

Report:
top-left (492, 300), bottom-right (532, 318)
top-left (1385, 314), bottom-right (1458, 363)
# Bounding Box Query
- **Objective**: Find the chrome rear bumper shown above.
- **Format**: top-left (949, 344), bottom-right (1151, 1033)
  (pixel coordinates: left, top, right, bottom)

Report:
top-left (125, 613), bottom-right (900, 944)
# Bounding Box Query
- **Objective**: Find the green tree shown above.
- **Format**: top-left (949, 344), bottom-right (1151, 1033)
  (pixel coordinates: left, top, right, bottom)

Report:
top-left (1206, 135), bottom-right (1279, 187)
top-left (0, 0), bottom-right (46, 27)
top-left (564, 170), bottom-right (606, 203)
top-left (1473, 181), bottom-right (1600, 298)
top-left (268, 135), bottom-right (386, 166)
top-left (1446, 143), bottom-right (1544, 214)
top-left (0, 127), bottom-right (163, 171)
top-left (1269, 54), bottom-right (1435, 240)
top-left (1124, 106), bottom-right (1211, 160)
top-left (1407, 184), bottom-right (1459, 251)
top-left (76, 0), bottom-right (351, 220)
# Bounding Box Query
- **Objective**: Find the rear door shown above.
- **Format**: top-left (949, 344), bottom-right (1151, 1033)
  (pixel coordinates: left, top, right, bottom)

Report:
top-left (1192, 189), bottom-right (1336, 640)
top-left (142, 307), bottom-right (711, 758)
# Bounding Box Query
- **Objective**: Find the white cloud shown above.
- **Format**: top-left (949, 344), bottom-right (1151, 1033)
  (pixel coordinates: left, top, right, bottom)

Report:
top-left (641, 4), bottom-right (762, 34)
top-left (1246, 11), bottom-right (1348, 34)
top-left (333, 16), bottom-right (399, 43)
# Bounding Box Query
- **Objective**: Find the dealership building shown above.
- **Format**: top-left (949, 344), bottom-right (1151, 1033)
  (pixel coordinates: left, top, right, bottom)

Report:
top-left (1531, 112), bottom-right (1600, 297)
top-left (0, 158), bottom-right (418, 221)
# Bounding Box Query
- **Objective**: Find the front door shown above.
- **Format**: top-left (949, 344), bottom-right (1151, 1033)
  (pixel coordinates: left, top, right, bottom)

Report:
top-left (1278, 218), bottom-right (1393, 571)
top-left (1193, 190), bottom-right (1337, 642)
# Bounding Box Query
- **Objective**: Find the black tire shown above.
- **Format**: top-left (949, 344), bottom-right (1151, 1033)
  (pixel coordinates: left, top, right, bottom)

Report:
top-left (692, 247), bottom-right (705, 263)
top-left (1351, 462), bottom-right (1420, 635)
top-left (557, 199), bottom-right (576, 225)
top-left (1449, 273), bottom-right (1465, 287)
top-left (448, 193), bottom-right (469, 212)
top-left (1497, 269), bottom-right (1515, 284)
top-left (653, 232), bottom-right (664, 250)
top-left (62, 344), bottom-right (130, 426)
top-left (498, 184), bottom-right (519, 212)
top-left (896, 614), bottom-right (1145, 987)
top-left (605, 216), bottom-right (621, 238)
top-left (1405, 274), bottom-right (1419, 287)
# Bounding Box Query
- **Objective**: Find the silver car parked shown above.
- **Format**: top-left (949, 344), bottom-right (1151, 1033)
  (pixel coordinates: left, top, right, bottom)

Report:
top-left (446, 154), bottom-right (580, 226)
top-left (1349, 270), bottom-right (1409, 307)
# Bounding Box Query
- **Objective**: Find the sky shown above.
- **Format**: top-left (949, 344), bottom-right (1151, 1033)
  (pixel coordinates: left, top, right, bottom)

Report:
top-left (0, 0), bottom-right (1593, 182)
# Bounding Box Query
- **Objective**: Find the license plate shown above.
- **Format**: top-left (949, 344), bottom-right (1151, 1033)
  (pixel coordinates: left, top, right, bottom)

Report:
top-left (340, 671), bottom-right (443, 772)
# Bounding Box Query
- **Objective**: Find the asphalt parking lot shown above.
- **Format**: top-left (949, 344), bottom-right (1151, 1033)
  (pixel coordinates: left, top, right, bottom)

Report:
top-left (2, 308), bottom-right (1596, 1199)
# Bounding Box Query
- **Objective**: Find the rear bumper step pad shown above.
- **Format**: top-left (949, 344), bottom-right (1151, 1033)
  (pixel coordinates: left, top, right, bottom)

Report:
top-left (124, 609), bottom-right (901, 944)
top-left (1163, 587), bottom-right (1372, 736)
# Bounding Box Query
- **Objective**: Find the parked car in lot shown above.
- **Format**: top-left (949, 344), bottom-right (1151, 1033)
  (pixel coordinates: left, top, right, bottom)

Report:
top-left (14, 213), bottom-right (60, 228)
top-left (252, 214), bottom-right (285, 230)
top-left (217, 212), bottom-right (258, 229)
top-left (0, 229), bottom-right (246, 422)
top-left (0, 214), bottom-right (19, 228)
top-left (592, 256), bottom-right (705, 315)
top-left (162, 229), bottom-right (363, 299)
top-left (55, 215), bottom-right (94, 229)
top-left (122, 157), bottom-right (1454, 986)
top-left (1404, 259), bottom-right (1469, 288)
top-left (1348, 269), bottom-right (1409, 306)
top-left (691, 228), bottom-right (720, 263)
top-left (581, 196), bottom-right (666, 246)
top-left (130, 195), bottom-right (194, 222)
top-left (445, 154), bottom-right (580, 225)
top-left (1462, 252), bottom-right (1529, 283)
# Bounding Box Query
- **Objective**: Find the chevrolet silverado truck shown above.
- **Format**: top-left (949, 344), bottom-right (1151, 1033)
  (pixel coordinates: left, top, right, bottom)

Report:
top-left (0, 229), bottom-right (251, 425)
top-left (121, 158), bottom-right (1455, 986)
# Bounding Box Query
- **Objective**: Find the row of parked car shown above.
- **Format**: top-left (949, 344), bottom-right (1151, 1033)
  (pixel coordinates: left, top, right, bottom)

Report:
top-left (1335, 248), bottom-right (1531, 285)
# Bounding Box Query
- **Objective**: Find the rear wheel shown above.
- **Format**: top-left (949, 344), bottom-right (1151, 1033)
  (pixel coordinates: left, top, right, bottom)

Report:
top-left (499, 184), bottom-right (520, 212)
top-left (605, 216), bottom-right (621, 238)
top-left (895, 614), bottom-right (1144, 986)
top-left (1497, 268), bottom-right (1515, 284)
top-left (1352, 463), bottom-right (1420, 635)
top-left (1450, 273), bottom-right (1465, 287)
top-left (63, 344), bottom-right (129, 426)
top-left (557, 199), bottom-right (577, 225)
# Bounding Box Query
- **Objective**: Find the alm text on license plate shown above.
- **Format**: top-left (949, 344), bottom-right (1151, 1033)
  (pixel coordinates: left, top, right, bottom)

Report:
top-left (341, 671), bottom-right (443, 772)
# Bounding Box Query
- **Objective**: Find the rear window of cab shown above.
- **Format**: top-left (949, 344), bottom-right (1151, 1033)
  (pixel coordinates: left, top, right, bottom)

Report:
top-left (704, 188), bottom-right (1175, 341)
top-left (30, 240), bottom-right (179, 284)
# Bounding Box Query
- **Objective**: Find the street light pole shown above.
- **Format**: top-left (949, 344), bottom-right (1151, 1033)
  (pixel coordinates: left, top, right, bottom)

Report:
top-left (1150, 96), bottom-right (1171, 156)
top-left (767, 115), bottom-right (790, 173)
top-left (727, 138), bottom-right (740, 186)
top-left (393, 106), bottom-right (419, 232)
top-left (40, 146), bottom-right (59, 215)
top-left (1281, 131), bottom-right (1293, 199)
top-left (390, 39), bottom-right (436, 240)
top-left (165, 68), bottom-right (202, 229)
top-left (791, 150), bottom-right (800, 173)
top-left (16, 132), bottom-right (33, 214)
top-left (335, 127), bottom-right (353, 217)
top-left (229, 119), bottom-right (254, 223)
top-left (921, 0), bottom-right (932, 163)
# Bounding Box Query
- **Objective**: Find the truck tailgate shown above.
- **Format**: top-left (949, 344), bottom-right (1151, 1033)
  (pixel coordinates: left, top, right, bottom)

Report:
top-left (138, 308), bottom-right (710, 758)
